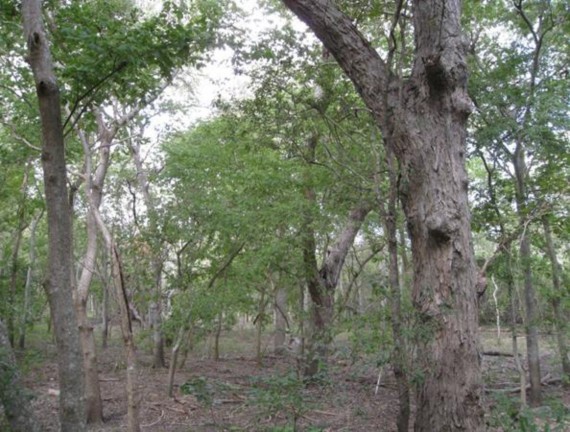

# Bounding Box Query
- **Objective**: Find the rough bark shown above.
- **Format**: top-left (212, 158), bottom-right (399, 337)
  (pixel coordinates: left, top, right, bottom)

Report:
top-left (21, 1), bottom-right (86, 429)
top-left (0, 319), bottom-right (42, 432)
top-left (542, 216), bottom-right (570, 381)
top-left (282, 0), bottom-right (483, 429)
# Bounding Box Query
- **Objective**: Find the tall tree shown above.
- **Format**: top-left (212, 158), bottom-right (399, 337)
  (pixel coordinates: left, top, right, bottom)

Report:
top-left (21, 0), bottom-right (86, 429)
top-left (281, 0), bottom-right (483, 430)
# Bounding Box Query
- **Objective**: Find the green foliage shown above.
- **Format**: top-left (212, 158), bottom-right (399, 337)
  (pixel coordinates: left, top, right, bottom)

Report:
top-left (181, 376), bottom-right (215, 407)
top-left (248, 371), bottom-right (309, 431)
top-left (489, 394), bottom-right (570, 432)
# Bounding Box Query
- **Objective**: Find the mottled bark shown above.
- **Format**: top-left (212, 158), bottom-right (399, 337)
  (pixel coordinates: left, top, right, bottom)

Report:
top-left (282, 0), bottom-right (483, 429)
top-left (21, 1), bottom-right (86, 429)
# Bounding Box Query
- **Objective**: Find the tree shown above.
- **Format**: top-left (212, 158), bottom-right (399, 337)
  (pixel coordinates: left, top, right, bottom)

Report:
top-left (281, 0), bottom-right (483, 430)
top-left (21, 0), bottom-right (86, 429)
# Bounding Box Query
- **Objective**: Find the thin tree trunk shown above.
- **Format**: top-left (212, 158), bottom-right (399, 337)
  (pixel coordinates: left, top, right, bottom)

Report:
top-left (19, 210), bottom-right (43, 349)
top-left (8, 169), bottom-right (30, 346)
top-left (274, 284), bottom-right (289, 355)
top-left (542, 216), bottom-right (570, 381)
top-left (377, 149), bottom-right (410, 432)
top-left (0, 319), bottom-right (42, 432)
top-left (506, 252), bottom-right (527, 407)
top-left (101, 266), bottom-right (110, 349)
top-left (214, 311), bottom-right (222, 361)
top-left (91, 201), bottom-right (140, 432)
top-left (74, 115), bottom-right (113, 424)
top-left (281, 0), bottom-right (484, 429)
top-left (128, 132), bottom-right (166, 368)
top-left (21, 1), bottom-right (86, 429)
top-left (256, 286), bottom-right (267, 366)
top-left (514, 145), bottom-right (542, 406)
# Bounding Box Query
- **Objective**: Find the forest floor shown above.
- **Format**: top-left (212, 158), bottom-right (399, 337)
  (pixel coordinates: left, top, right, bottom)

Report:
top-left (17, 326), bottom-right (570, 431)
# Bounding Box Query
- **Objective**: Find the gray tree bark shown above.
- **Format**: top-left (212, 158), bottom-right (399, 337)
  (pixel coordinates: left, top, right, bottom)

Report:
top-left (282, 0), bottom-right (483, 429)
top-left (21, 1), bottom-right (86, 429)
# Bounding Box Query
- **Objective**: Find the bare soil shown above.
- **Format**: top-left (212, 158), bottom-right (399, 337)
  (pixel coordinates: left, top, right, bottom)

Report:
top-left (19, 327), bottom-right (570, 431)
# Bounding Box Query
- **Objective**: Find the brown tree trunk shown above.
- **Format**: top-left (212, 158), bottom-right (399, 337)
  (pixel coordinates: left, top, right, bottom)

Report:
top-left (281, 0), bottom-right (483, 429)
top-left (21, 1), bottom-right (86, 429)
top-left (0, 319), bottom-right (42, 432)
top-left (542, 216), bottom-right (570, 382)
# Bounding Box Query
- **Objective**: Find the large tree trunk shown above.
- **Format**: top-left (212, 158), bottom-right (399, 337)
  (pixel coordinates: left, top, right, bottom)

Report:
top-left (0, 319), bottom-right (42, 432)
top-left (282, 1), bottom-right (483, 429)
top-left (21, 1), bottom-right (86, 429)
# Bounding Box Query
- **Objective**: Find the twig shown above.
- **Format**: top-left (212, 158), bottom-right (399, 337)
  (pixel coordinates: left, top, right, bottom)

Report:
top-left (141, 410), bottom-right (164, 428)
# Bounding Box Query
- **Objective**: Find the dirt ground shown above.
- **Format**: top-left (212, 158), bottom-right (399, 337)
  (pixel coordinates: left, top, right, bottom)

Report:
top-left (19, 327), bottom-right (570, 431)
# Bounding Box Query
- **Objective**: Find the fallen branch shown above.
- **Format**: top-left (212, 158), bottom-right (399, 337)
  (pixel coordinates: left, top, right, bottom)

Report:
top-left (482, 350), bottom-right (514, 357)
top-left (485, 373), bottom-right (557, 394)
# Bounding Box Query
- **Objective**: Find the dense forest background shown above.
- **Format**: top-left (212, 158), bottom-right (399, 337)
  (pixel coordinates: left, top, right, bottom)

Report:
top-left (0, 0), bottom-right (568, 431)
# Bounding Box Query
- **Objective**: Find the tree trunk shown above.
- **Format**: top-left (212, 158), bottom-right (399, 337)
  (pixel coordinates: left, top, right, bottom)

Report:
top-left (19, 210), bottom-right (43, 349)
top-left (128, 134), bottom-right (166, 368)
top-left (91, 204), bottom-right (140, 432)
top-left (74, 114), bottom-right (113, 424)
top-left (8, 168), bottom-right (30, 346)
top-left (378, 149), bottom-right (410, 432)
top-left (21, 1), bottom-right (86, 429)
top-left (281, 0), bottom-right (483, 429)
top-left (274, 284), bottom-right (289, 355)
top-left (513, 144), bottom-right (542, 406)
top-left (0, 319), bottom-right (42, 432)
top-left (213, 311), bottom-right (223, 361)
top-left (101, 247), bottom-right (110, 349)
top-left (256, 287), bottom-right (267, 366)
top-left (542, 216), bottom-right (570, 381)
